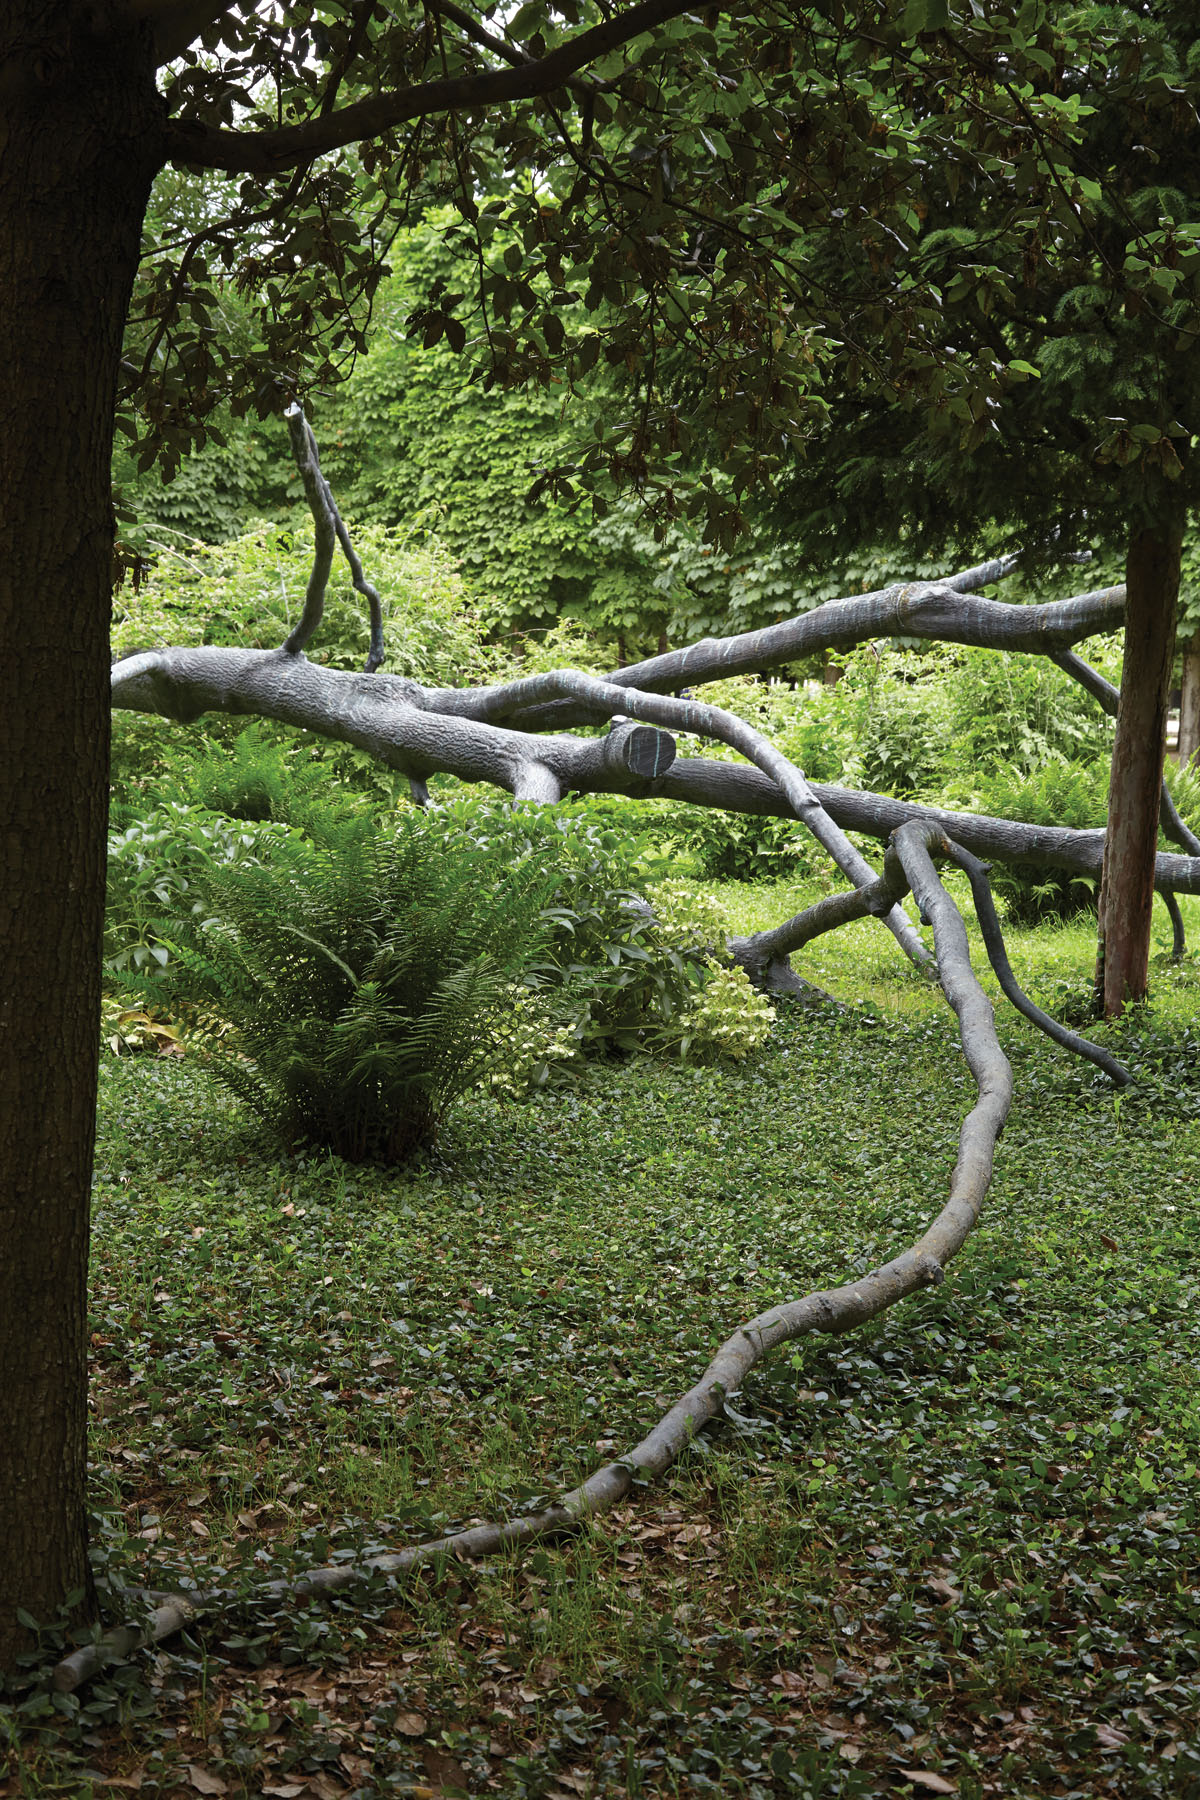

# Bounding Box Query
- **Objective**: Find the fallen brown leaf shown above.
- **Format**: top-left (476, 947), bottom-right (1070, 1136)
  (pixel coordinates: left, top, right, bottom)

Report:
top-left (186, 1768), bottom-right (228, 1797)
top-left (900, 1773), bottom-right (956, 1795)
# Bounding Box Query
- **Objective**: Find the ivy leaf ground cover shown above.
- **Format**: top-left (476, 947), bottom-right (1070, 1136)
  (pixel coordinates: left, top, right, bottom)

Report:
top-left (5, 888), bottom-right (1199, 1799)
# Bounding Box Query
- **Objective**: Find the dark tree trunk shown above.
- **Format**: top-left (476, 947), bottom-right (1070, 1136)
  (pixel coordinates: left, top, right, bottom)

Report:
top-left (1096, 517), bottom-right (1183, 1017)
top-left (1180, 626), bottom-right (1200, 767)
top-left (0, 3), bottom-right (161, 1669)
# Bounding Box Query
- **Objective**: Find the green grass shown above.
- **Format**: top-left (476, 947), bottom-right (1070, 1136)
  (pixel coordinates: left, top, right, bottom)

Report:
top-left (5, 881), bottom-right (1200, 1799)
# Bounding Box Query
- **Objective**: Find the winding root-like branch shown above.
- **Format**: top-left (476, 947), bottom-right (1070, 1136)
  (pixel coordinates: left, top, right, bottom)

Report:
top-left (284, 405), bottom-right (385, 672)
top-left (942, 844), bottom-right (1131, 1085)
top-left (57, 823), bottom-right (1011, 1695)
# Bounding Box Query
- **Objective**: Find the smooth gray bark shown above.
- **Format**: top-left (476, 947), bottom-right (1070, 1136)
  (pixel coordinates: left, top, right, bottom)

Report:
top-left (110, 649), bottom-right (1200, 901)
top-left (421, 582), bottom-right (1128, 733)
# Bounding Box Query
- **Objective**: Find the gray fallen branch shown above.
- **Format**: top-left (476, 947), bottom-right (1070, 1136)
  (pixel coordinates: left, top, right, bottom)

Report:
top-left (56, 821), bottom-right (1010, 1695)
top-left (1051, 648), bottom-right (1200, 863)
top-left (110, 648), bottom-right (680, 799)
top-left (650, 760), bottom-right (1200, 897)
top-left (110, 651), bottom-right (932, 968)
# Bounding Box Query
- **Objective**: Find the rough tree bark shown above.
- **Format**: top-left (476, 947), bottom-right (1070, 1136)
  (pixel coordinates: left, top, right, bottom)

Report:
top-left (1097, 518), bottom-right (1184, 1015)
top-left (0, 4), bottom-right (163, 1668)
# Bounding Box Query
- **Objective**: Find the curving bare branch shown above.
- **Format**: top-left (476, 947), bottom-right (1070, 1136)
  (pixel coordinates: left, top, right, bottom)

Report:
top-left (56, 822), bottom-right (1011, 1695)
top-left (283, 405), bottom-right (385, 672)
top-left (424, 583), bottom-right (1129, 733)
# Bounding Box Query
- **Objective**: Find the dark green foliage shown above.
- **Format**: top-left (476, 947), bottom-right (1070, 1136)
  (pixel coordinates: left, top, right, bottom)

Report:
top-left (105, 801), bottom-right (294, 975)
top-left (968, 758), bottom-right (1109, 923)
top-left (114, 420), bottom-right (289, 549)
top-left (132, 805), bottom-right (556, 1164)
top-left (169, 722), bottom-right (339, 825)
top-left (651, 799), bottom-right (812, 884)
top-left (773, 10), bottom-right (1200, 570)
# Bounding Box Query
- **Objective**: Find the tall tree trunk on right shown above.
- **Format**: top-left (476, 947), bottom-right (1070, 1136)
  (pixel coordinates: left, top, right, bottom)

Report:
top-left (1096, 518), bottom-right (1183, 1017)
top-left (1180, 626), bottom-right (1200, 767)
top-left (0, 3), bottom-right (161, 1671)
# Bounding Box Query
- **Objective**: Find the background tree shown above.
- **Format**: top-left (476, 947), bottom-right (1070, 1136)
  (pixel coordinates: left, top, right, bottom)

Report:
top-left (771, 0), bottom-right (1200, 1013)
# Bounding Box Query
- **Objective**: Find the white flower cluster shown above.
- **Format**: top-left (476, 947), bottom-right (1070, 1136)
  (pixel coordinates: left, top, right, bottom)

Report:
top-left (485, 986), bottom-right (579, 1097)
top-left (677, 962), bottom-right (776, 1062)
top-left (648, 879), bottom-right (729, 953)
top-left (648, 884), bottom-right (776, 1062)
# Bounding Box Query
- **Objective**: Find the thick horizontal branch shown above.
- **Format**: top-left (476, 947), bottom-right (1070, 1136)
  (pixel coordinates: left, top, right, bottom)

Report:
top-left (653, 760), bottom-right (1200, 896)
top-left (109, 647), bottom-right (1200, 895)
top-left (162, 0), bottom-right (700, 175)
top-left (428, 582), bottom-right (1128, 731)
top-left (110, 648), bottom-right (931, 964)
top-left (110, 647), bottom-right (676, 800)
top-left (56, 824), bottom-right (1009, 1694)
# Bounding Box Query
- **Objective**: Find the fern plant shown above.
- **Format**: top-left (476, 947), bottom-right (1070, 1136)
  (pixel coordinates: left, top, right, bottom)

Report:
top-left (135, 809), bottom-right (555, 1164)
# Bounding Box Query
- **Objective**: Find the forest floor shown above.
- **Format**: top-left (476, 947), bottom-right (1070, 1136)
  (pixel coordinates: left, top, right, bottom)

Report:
top-left (4, 883), bottom-right (1200, 1800)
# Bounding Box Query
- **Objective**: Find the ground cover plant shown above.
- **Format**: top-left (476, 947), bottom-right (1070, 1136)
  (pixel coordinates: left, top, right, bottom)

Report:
top-left (4, 887), bottom-right (1198, 1797)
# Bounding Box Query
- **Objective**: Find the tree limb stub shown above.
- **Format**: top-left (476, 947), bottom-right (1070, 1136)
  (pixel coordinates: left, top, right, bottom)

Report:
top-left (471, 666), bottom-right (931, 967)
top-left (55, 826), bottom-right (1010, 1696)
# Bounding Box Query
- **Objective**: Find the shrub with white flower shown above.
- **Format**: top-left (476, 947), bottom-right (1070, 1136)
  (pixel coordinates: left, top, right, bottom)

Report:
top-left (646, 884), bottom-right (776, 1062)
top-left (485, 986), bottom-right (579, 1096)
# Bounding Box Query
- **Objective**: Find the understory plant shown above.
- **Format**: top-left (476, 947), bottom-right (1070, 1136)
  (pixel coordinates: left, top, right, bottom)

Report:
top-left (108, 765), bottom-right (779, 1132)
top-left (124, 805), bottom-right (558, 1164)
top-left (431, 798), bottom-right (763, 1058)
